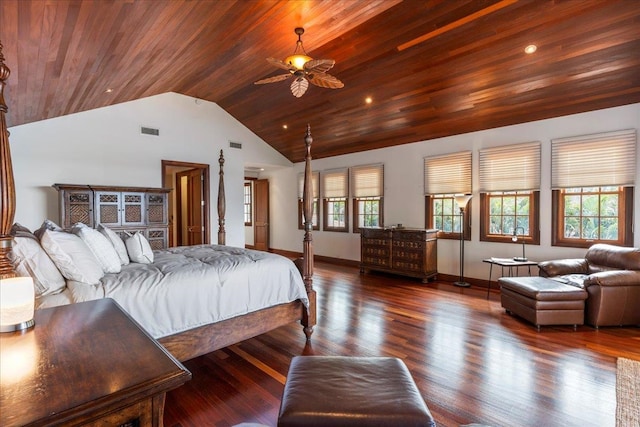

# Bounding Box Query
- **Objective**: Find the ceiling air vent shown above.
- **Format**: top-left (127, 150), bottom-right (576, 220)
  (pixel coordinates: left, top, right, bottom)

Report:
top-left (141, 126), bottom-right (159, 136)
top-left (229, 141), bottom-right (242, 149)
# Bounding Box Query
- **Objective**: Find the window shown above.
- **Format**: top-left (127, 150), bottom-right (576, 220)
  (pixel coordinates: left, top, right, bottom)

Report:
top-left (424, 151), bottom-right (472, 239)
top-left (351, 164), bottom-right (383, 231)
top-left (298, 171), bottom-right (320, 230)
top-left (479, 142), bottom-right (540, 244)
top-left (322, 169), bottom-right (349, 232)
top-left (243, 182), bottom-right (252, 226)
top-left (551, 129), bottom-right (636, 247)
top-left (553, 186), bottom-right (630, 246)
top-left (482, 191), bottom-right (538, 241)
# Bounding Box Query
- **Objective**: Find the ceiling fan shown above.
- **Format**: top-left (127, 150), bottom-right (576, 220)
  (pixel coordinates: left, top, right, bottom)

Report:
top-left (254, 27), bottom-right (344, 98)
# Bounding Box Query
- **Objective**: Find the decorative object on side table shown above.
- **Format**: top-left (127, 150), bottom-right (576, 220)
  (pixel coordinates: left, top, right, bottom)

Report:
top-left (512, 226), bottom-right (527, 262)
top-left (454, 193), bottom-right (472, 287)
top-left (0, 276), bottom-right (35, 332)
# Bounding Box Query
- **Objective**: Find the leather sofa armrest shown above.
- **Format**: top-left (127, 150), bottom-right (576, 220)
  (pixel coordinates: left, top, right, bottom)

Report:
top-left (584, 270), bottom-right (640, 287)
top-left (538, 259), bottom-right (588, 277)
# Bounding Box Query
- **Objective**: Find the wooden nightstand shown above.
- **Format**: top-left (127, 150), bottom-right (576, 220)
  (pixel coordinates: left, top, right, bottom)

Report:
top-left (0, 298), bottom-right (191, 426)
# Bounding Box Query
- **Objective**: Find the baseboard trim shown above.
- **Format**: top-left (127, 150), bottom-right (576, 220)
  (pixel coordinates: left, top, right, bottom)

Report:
top-left (268, 247), bottom-right (496, 290)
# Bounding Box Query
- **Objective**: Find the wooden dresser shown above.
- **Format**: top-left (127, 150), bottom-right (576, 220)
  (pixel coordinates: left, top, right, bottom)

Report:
top-left (0, 299), bottom-right (191, 427)
top-left (360, 227), bottom-right (438, 283)
top-left (53, 183), bottom-right (171, 249)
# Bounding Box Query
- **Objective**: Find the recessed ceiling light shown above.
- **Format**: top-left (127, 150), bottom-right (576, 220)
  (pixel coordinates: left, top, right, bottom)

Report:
top-left (365, 96), bottom-right (373, 104)
top-left (283, 124), bottom-right (288, 129)
top-left (105, 88), bottom-right (113, 93)
top-left (524, 44), bottom-right (537, 54)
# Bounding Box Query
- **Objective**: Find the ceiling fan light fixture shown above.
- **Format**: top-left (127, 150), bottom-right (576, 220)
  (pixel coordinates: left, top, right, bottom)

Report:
top-left (285, 54), bottom-right (313, 70)
top-left (254, 27), bottom-right (343, 97)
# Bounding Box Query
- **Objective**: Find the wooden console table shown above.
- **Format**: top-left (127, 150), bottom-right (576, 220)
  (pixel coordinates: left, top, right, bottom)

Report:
top-left (360, 227), bottom-right (438, 283)
top-left (0, 299), bottom-right (191, 427)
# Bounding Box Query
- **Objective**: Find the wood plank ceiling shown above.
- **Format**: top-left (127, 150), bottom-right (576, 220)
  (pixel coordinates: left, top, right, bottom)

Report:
top-left (2, 0), bottom-right (639, 163)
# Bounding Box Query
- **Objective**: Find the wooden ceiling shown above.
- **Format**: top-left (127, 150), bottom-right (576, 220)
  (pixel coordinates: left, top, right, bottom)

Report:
top-left (2, 0), bottom-right (640, 163)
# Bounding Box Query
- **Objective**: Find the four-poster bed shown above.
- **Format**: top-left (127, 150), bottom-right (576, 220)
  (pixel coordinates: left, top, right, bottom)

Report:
top-left (0, 41), bottom-right (316, 362)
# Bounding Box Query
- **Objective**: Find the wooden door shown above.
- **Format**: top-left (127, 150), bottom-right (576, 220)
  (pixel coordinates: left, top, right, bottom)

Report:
top-left (253, 179), bottom-right (269, 251)
top-left (176, 169), bottom-right (204, 246)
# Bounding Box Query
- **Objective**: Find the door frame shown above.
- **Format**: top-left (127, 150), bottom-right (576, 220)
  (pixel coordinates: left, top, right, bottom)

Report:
top-left (162, 160), bottom-right (211, 246)
top-left (253, 178), bottom-right (270, 251)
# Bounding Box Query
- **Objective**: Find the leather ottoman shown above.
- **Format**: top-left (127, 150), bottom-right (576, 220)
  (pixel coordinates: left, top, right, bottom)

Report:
top-left (277, 356), bottom-right (435, 427)
top-left (499, 276), bottom-right (588, 330)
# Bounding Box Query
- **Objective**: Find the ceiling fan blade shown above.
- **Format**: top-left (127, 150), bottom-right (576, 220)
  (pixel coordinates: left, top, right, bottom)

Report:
top-left (291, 77), bottom-right (309, 98)
top-left (267, 57), bottom-right (296, 71)
top-left (254, 74), bottom-right (292, 85)
top-left (304, 59), bottom-right (335, 73)
top-left (307, 72), bottom-right (344, 89)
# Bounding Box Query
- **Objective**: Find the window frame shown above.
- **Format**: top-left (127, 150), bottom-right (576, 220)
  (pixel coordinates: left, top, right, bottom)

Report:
top-left (550, 129), bottom-right (636, 248)
top-left (243, 182), bottom-right (252, 226)
top-left (351, 163), bottom-right (384, 233)
top-left (425, 195), bottom-right (471, 240)
top-left (322, 168), bottom-right (349, 232)
top-left (353, 196), bottom-right (383, 232)
top-left (551, 186), bottom-right (633, 248)
top-left (479, 190), bottom-right (540, 245)
top-left (323, 197), bottom-right (349, 232)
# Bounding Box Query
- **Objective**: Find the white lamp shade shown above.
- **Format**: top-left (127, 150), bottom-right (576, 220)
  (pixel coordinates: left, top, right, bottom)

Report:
top-left (0, 277), bottom-right (35, 332)
top-left (454, 194), bottom-right (472, 209)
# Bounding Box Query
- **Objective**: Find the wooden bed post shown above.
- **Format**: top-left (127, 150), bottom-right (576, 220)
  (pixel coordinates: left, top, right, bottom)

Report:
top-left (217, 149), bottom-right (226, 245)
top-left (0, 41), bottom-right (17, 279)
top-left (301, 124), bottom-right (316, 339)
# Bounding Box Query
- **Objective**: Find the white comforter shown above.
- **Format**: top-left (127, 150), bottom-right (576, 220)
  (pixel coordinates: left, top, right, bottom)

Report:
top-left (50, 245), bottom-right (309, 339)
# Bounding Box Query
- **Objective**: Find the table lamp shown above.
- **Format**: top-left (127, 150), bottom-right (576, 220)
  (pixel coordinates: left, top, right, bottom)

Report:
top-left (512, 226), bottom-right (527, 262)
top-left (0, 276), bottom-right (36, 332)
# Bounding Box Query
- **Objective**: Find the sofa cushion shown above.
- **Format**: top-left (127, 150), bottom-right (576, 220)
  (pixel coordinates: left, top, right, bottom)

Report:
top-left (586, 244), bottom-right (640, 272)
top-left (538, 259), bottom-right (588, 277)
top-left (499, 276), bottom-right (588, 301)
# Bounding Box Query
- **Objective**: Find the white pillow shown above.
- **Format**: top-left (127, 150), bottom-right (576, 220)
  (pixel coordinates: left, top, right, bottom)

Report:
top-left (9, 236), bottom-right (66, 296)
top-left (33, 219), bottom-right (63, 240)
top-left (40, 229), bottom-right (104, 284)
top-left (125, 232), bottom-right (154, 264)
top-left (98, 224), bottom-right (129, 265)
top-left (71, 223), bottom-right (121, 274)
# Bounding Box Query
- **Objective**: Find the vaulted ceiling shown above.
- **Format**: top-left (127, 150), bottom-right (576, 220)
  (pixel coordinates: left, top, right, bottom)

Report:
top-left (2, 0), bottom-right (639, 163)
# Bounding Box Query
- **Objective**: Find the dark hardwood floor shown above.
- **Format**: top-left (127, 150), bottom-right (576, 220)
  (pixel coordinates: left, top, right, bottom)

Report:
top-left (164, 261), bottom-right (640, 427)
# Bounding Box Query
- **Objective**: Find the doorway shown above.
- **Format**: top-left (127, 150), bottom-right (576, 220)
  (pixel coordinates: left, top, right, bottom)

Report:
top-left (253, 179), bottom-right (270, 251)
top-left (162, 160), bottom-right (210, 247)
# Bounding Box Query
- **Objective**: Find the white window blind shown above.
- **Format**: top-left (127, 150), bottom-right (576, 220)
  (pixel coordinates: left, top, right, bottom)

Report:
top-left (351, 164), bottom-right (384, 197)
top-left (551, 129), bottom-right (636, 189)
top-left (424, 151), bottom-right (472, 195)
top-left (322, 168), bottom-right (349, 198)
top-left (479, 142), bottom-right (541, 192)
top-left (297, 171), bottom-right (319, 199)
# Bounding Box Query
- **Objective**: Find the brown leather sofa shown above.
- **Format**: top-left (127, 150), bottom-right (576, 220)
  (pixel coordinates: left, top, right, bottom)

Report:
top-left (538, 243), bottom-right (640, 327)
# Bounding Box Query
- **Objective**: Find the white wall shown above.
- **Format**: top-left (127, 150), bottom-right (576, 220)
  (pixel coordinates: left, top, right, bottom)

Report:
top-left (8, 92), bottom-right (292, 248)
top-left (264, 103), bottom-right (640, 281)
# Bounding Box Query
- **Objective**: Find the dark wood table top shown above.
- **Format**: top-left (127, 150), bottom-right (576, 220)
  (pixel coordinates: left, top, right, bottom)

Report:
top-left (483, 257), bottom-right (539, 267)
top-left (0, 298), bottom-right (191, 427)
